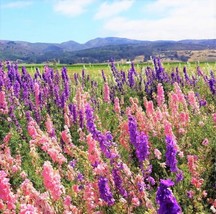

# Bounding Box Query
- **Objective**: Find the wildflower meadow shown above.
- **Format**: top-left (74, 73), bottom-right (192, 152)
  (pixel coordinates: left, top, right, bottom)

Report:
top-left (0, 58), bottom-right (215, 213)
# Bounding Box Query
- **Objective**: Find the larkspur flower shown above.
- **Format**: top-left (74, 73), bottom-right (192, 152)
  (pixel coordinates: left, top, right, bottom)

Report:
top-left (98, 176), bottom-right (115, 206)
top-left (156, 179), bottom-right (182, 214)
top-left (165, 136), bottom-right (178, 173)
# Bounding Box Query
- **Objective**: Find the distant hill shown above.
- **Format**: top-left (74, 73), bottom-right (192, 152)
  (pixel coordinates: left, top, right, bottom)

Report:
top-left (0, 37), bottom-right (216, 63)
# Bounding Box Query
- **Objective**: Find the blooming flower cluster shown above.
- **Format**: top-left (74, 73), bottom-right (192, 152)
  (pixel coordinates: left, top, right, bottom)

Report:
top-left (0, 59), bottom-right (214, 213)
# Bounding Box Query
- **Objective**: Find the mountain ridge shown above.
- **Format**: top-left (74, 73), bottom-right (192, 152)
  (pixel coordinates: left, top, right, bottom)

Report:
top-left (0, 37), bottom-right (216, 63)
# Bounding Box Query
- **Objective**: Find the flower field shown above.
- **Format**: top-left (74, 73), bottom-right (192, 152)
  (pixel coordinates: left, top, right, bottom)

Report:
top-left (0, 58), bottom-right (215, 213)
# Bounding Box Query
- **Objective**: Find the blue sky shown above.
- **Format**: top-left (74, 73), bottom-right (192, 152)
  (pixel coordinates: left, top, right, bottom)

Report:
top-left (0, 0), bottom-right (215, 44)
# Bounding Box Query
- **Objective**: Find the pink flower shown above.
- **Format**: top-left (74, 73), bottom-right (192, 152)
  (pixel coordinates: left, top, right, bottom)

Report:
top-left (144, 99), bottom-right (154, 117)
top-left (202, 138), bottom-right (209, 146)
top-left (157, 83), bottom-right (165, 107)
top-left (3, 133), bottom-right (11, 144)
top-left (187, 155), bottom-right (198, 177)
top-left (42, 161), bottom-right (64, 201)
top-left (103, 82), bottom-right (110, 103)
top-left (20, 204), bottom-right (38, 214)
top-left (202, 190), bottom-right (207, 198)
top-left (178, 151), bottom-right (184, 158)
top-left (34, 82), bottom-right (40, 109)
top-left (0, 91), bottom-right (9, 114)
top-left (188, 91), bottom-right (200, 113)
top-left (0, 170), bottom-right (16, 210)
top-left (131, 197), bottom-right (140, 207)
top-left (20, 171), bottom-right (27, 179)
top-left (154, 149), bottom-right (162, 160)
top-left (213, 113), bottom-right (216, 124)
top-left (86, 134), bottom-right (101, 165)
top-left (191, 177), bottom-right (204, 189)
top-left (64, 195), bottom-right (72, 207)
top-left (114, 97), bottom-right (121, 114)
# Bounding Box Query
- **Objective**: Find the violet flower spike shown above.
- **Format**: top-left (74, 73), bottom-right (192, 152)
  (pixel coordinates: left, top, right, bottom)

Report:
top-left (156, 179), bottom-right (182, 214)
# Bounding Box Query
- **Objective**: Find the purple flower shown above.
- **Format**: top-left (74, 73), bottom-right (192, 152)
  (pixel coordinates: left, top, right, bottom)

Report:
top-left (69, 159), bottom-right (76, 168)
top-left (112, 168), bottom-right (128, 198)
top-left (176, 170), bottom-right (184, 183)
top-left (128, 115), bottom-right (137, 146)
top-left (74, 73), bottom-right (78, 85)
top-left (77, 173), bottom-right (84, 181)
top-left (165, 136), bottom-right (178, 173)
top-left (135, 132), bottom-right (149, 162)
top-left (209, 79), bottom-right (215, 95)
top-left (85, 103), bottom-right (113, 159)
top-left (128, 63), bottom-right (136, 88)
top-left (79, 109), bottom-right (84, 129)
top-left (69, 103), bottom-right (77, 123)
top-left (98, 176), bottom-right (115, 206)
top-left (101, 70), bottom-right (106, 82)
top-left (156, 179), bottom-right (182, 214)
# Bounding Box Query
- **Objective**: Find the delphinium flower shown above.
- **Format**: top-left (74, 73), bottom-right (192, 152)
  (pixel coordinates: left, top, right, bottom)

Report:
top-left (165, 135), bottom-right (178, 173)
top-left (63, 195), bottom-right (80, 214)
top-left (0, 170), bottom-right (16, 211)
top-left (153, 57), bottom-right (167, 82)
top-left (34, 82), bottom-right (40, 109)
top-left (28, 118), bottom-right (67, 164)
top-left (110, 60), bottom-right (123, 92)
top-left (53, 84), bottom-right (61, 106)
top-left (212, 113), bottom-right (216, 125)
top-left (19, 204), bottom-right (39, 214)
top-left (69, 103), bottom-right (77, 124)
top-left (187, 155), bottom-right (198, 177)
top-left (119, 120), bottom-right (130, 151)
top-left (0, 90), bottom-right (9, 114)
top-left (209, 78), bottom-right (216, 95)
top-left (64, 106), bottom-right (71, 128)
top-left (101, 70), bottom-right (106, 82)
top-left (157, 83), bottom-right (165, 107)
top-left (156, 179), bottom-right (182, 214)
top-left (45, 114), bottom-right (56, 138)
top-left (103, 82), bottom-right (110, 103)
top-left (34, 67), bottom-right (42, 80)
top-left (128, 115), bottom-right (137, 146)
top-left (13, 80), bottom-right (20, 98)
top-left (191, 177), bottom-right (204, 189)
top-left (128, 63), bottom-right (136, 88)
top-left (144, 99), bottom-right (155, 118)
top-left (9, 105), bottom-right (21, 129)
top-left (183, 66), bottom-right (191, 84)
top-left (121, 70), bottom-right (126, 83)
top-left (112, 167), bottom-right (128, 198)
top-left (114, 97), bottom-right (121, 115)
top-left (74, 73), bottom-right (79, 85)
top-left (98, 176), bottom-right (115, 205)
top-left (188, 91), bottom-right (200, 113)
top-left (187, 154), bottom-right (204, 189)
top-left (0, 138), bottom-right (21, 174)
top-left (154, 149), bottom-right (162, 160)
top-left (135, 132), bottom-right (150, 163)
top-left (202, 138), bottom-right (209, 146)
top-left (79, 109), bottom-right (84, 129)
top-left (86, 134), bottom-right (101, 166)
top-left (85, 103), bottom-right (113, 159)
top-left (83, 182), bottom-right (99, 213)
top-left (42, 161), bottom-right (65, 201)
top-left (19, 179), bottom-right (55, 213)
top-left (62, 67), bottom-right (70, 100)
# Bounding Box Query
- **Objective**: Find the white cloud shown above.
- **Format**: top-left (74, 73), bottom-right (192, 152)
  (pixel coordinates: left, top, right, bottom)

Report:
top-left (2, 1), bottom-right (33, 9)
top-left (102, 0), bottom-right (216, 40)
top-left (53, 0), bottom-right (95, 17)
top-left (94, 0), bottom-right (134, 20)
